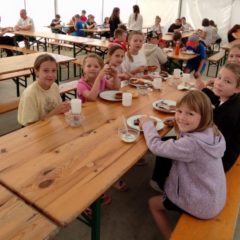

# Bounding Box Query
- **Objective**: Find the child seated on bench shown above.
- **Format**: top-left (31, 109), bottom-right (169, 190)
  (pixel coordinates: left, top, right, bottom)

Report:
top-left (195, 63), bottom-right (240, 172)
top-left (139, 91), bottom-right (226, 239)
top-left (18, 54), bottom-right (70, 126)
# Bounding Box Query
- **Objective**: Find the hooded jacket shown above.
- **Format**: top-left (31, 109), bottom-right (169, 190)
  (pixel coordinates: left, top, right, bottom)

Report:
top-left (142, 43), bottom-right (167, 72)
top-left (143, 122), bottom-right (226, 219)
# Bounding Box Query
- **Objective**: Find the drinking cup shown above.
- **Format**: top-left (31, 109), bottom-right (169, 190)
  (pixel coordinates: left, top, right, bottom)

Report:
top-left (153, 78), bottom-right (162, 89)
top-left (122, 92), bottom-right (132, 107)
top-left (137, 85), bottom-right (148, 96)
top-left (173, 69), bottom-right (183, 79)
top-left (71, 99), bottom-right (82, 114)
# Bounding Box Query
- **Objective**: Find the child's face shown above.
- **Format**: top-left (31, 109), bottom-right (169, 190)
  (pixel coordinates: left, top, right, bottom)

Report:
top-left (83, 57), bottom-right (101, 79)
top-left (129, 34), bottom-right (144, 52)
top-left (109, 49), bottom-right (125, 67)
top-left (228, 47), bottom-right (240, 65)
top-left (213, 67), bottom-right (239, 101)
top-left (175, 104), bottom-right (201, 133)
top-left (119, 32), bottom-right (127, 42)
top-left (36, 61), bottom-right (57, 90)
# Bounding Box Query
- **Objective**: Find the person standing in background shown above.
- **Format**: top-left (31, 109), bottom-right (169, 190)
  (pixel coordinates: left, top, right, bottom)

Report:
top-left (109, 7), bottom-right (121, 39)
top-left (128, 5), bottom-right (143, 32)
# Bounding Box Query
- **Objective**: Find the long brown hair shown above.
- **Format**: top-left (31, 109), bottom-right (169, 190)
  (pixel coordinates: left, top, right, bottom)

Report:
top-left (133, 5), bottom-right (140, 21)
top-left (175, 90), bottom-right (219, 135)
top-left (127, 31), bottom-right (143, 62)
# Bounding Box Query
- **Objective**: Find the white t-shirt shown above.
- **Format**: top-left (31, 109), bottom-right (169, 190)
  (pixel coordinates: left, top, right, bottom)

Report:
top-left (201, 26), bottom-right (213, 46)
top-left (121, 51), bottom-right (147, 77)
top-left (17, 17), bottom-right (35, 31)
top-left (18, 81), bottom-right (61, 126)
top-left (128, 13), bottom-right (143, 31)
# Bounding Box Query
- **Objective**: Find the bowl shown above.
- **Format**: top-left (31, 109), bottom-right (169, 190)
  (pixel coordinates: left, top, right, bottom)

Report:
top-left (65, 111), bottom-right (84, 127)
top-left (137, 85), bottom-right (148, 96)
top-left (118, 128), bottom-right (140, 143)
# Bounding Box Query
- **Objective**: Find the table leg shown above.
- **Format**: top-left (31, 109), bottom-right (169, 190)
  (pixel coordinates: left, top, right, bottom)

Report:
top-left (91, 198), bottom-right (101, 240)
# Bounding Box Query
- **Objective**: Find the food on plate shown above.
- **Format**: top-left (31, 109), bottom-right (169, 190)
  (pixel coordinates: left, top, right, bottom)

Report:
top-left (115, 92), bottom-right (123, 100)
top-left (147, 65), bottom-right (158, 72)
top-left (133, 117), bottom-right (157, 127)
top-left (160, 71), bottom-right (168, 78)
top-left (130, 78), bottom-right (145, 85)
top-left (126, 89), bottom-right (139, 98)
top-left (156, 100), bottom-right (176, 111)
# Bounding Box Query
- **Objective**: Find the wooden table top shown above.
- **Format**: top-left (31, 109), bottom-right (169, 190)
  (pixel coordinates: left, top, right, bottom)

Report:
top-left (221, 39), bottom-right (240, 51)
top-left (0, 185), bottom-right (58, 240)
top-left (162, 31), bottom-right (195, 41)
top-left (167, 51), bottom-right (198, 61)
top-left (0, 52), bottom-right (75, 75)
top-left (0, 84), bottom-right (184, 226)
top-left (83, 28), bottom-right (110, 33)
top-left (12, 30), bottom-right (110, 49)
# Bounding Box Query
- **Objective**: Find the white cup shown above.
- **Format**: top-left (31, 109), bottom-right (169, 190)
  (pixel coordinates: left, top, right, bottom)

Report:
top-left (153, 78), bottom-right (162, 89)
top-left (173, 69), bottom-right (182, 79)
top-left (101, 37), bottom-right (106, 42)
top-left (122, 92), bottom-right (132, 107)
top-left (182, 73), bottom-right (190, 83)
top-left (71, 99), bottom-right (82, 114)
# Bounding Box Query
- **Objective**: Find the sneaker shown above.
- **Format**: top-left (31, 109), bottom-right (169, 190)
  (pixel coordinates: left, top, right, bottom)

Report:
top-left (149, 180), bottom-right (164, 193)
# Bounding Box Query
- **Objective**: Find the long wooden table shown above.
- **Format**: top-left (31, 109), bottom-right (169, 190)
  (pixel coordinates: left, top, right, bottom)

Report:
top-left (12, 30), bottom-right (110, 57)
top-left (0, 84), bottom-right (184, 239)
top-left (0, 185), bottom-right (58, 240)
top-left (162, 31), bottom-right (195, 42)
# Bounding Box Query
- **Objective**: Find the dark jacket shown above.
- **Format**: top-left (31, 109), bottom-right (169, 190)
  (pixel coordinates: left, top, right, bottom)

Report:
top-left (109, 17), bottom-right (120, 38)
top-left (203, 88), bottom-right (240, 172)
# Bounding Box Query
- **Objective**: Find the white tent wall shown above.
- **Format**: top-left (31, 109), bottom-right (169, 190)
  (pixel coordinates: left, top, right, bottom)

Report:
top-left (230, 0), bottom-right (240, 27)
top-left (0, 0), bottom-right (239, 42)
top-left (181, 0), bottom-right (232, 42)
top-left (0, 0), bottom-right (25, 27)
top-left (25, 0), bottom-right (55, 31)
top-left (137, 0), bottom-right (180, 33)
top-left (57, 0), bottom-right (103, 26)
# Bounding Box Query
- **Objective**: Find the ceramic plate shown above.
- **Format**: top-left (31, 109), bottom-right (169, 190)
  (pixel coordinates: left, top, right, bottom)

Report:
top-left (129, 78), bottom-right (153, 87)
top-left (153, 99), bottom-right (176, 113)
top-left (181, 50), bottom-right (195, 55)
top-left (177, 83), bottom-right (195, 91)
top-left (99, 90), bottom-right (122, 101)
top-left (127, 115), bottom-right (164, 131)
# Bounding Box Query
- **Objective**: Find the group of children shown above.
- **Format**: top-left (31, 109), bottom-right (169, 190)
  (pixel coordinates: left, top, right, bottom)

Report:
top-left (17, 36), bottom-right (240, 238)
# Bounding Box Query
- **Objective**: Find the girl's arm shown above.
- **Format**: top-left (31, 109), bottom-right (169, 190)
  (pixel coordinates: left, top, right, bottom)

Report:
top-left (141, 120), bottom-right (196, 162)
top-left (44, 101), bottom-right (71, 119)
top-left (130, 65), bottom-right (146, 75)
top-left (81, 69), bottom-right (107, 101)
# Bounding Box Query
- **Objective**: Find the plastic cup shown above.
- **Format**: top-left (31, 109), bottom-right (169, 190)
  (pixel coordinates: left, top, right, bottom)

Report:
top-left (153, 78), bottom-right (162, 89)
top-left (173, 69), bottom-right (182, 79)
top-left (71, 99), bottom-right (82, 114)
top-left (137, 85), bottom-right (148, 96)
top-left (122, 92), bottom-right (132, 107)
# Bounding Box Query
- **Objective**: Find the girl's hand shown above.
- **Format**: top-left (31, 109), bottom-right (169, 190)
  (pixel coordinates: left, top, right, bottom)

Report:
top-left (54, 102), bottom-right (71, 114)
top-left (139, 115), bottom-right (153, 128)
top-left (195, 76), bottom-right (206, 90)
top-left (206, 78), bottom-right (215, 87)
top-left (107, 67), bottom-right (118, 79)
top-left (136, 65), bottom-right (146, 74)
top-left (163, 117), bottom-right (175, 127)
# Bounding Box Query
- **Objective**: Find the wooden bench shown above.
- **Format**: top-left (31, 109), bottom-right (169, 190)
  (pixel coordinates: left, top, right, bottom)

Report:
top-left (0, 70), bottom-right (32, 96)
top-left (48, 40), bottom-right (74, 54)
top-left (0, 80), bottom-right (77, 115)
top-left (0, 185), bottom-right (58, 240)
top-left (206, 50), bottom-right (225, 77)
top-left (59, 80), bottom-right (78, 100)
top-left (170, 155), bottom-right (240, 240)
top-left (72, 57), bottom-right (84, 77)
top-left (0, 44), bottom-right (37, 56)
top-left (0, 98), bottom-right (20, 114)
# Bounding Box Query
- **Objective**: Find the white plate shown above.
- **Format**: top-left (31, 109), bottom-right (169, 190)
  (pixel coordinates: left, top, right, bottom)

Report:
top-left (152, 99), bottom-right (176, 113)
top-left (129, 78), bottom-right (153, 87)
top-left (177, 82), bottom-right (195, 91)
top-left (182, 50), bottom-right (195, 55)
top-left (127, 115), bottom-right (164, 131)
top-left (99, 90), bottom-right (122, 101)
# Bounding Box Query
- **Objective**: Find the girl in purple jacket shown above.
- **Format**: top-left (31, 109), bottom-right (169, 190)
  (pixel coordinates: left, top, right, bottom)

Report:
top-left (139, 90), bottom-right (226, 239)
